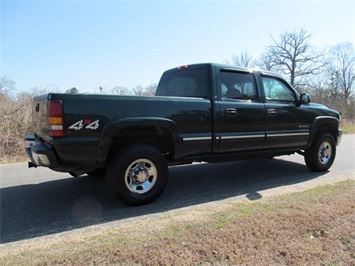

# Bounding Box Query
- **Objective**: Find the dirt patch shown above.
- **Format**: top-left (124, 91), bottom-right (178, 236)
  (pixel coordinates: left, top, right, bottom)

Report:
top-left (1, 180), bottom-right (355, 265)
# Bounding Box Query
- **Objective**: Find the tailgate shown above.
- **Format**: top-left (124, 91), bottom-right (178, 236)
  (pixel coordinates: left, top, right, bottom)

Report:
top-left (32, 94), bottom-right (50, 141)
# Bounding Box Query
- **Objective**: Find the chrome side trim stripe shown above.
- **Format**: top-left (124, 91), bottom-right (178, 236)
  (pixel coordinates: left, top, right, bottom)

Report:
top-left (267, 132), bottom-right (309, 138)
top-left (182, 132), bottom-right (309, 141)
top-left (221, 134), bottom-right (265, 140)
top-left (183, 136), bottom-right (212, 141)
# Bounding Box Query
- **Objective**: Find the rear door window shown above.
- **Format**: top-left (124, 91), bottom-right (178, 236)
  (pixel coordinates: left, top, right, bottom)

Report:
top-left (220, 71), bottom-right (258, 100)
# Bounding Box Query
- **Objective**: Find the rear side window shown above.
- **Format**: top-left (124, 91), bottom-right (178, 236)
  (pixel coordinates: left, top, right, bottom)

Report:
top-left (156, 67), bottom-right (208, 98)
top-left (220, 71), bottom-right (257, 100)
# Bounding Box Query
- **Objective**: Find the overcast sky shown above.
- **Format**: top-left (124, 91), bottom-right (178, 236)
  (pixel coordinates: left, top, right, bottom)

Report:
top-left (2, 0), bottom-right (354, 93)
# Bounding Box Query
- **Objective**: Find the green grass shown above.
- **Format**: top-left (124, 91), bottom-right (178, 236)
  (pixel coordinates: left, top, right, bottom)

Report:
top-left (342, 123), bottom-right (355, 134)
top-left (342, 119), bottom-right (355, 134)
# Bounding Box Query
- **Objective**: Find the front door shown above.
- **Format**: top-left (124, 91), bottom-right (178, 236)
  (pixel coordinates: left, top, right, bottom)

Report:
top-left (216, 70), bottom-right (266, 153)
top-left (261, 75), bottom-right (311, 150)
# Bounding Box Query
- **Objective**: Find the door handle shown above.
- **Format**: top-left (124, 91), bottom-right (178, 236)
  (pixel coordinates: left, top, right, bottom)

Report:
top-left (268, 109), bottom-right (277, 115)
top-left (226, 108), bottom-right (237, 115)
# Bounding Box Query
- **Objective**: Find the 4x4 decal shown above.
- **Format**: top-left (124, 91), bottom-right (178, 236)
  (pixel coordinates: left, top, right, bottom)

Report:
top-left (69, 119), bottom-right (100, 130)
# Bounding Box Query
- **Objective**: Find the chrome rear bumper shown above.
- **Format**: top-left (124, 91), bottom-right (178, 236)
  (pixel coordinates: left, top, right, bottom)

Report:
top-left (25, 135), bottom-right (58, 168)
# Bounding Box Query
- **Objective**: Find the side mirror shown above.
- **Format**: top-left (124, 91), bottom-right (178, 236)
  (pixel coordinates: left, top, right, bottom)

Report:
top-left (299, 93), bottom-right (311, 105)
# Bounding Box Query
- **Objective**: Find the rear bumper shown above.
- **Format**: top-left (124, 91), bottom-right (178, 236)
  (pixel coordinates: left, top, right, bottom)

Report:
top-left (25, 135), bottom-right (59, 168)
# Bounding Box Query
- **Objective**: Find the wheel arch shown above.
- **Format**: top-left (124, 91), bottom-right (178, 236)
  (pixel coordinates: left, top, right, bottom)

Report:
top-left (96, 117), bottom-right (181, 165)
top-left (307, 116), bottom-right (340, 148)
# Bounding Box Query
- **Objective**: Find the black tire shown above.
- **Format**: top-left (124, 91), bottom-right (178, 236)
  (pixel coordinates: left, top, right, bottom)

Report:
top-left (107, 144), bottom-right (168, 205)
top-left (87, 168), bottom-right (106, 178)
top-left (304, 133), bottom-right (336, 172)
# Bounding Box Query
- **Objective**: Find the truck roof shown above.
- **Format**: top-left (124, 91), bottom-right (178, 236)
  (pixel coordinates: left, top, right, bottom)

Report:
top-left (167, 63), bottom-right (286, 79)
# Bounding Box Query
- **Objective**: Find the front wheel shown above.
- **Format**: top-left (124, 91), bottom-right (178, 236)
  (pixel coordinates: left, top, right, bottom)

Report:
top-left (107, 145), bottom-right (168, 205)
top-left (304, 133), bottom-right (336, 172)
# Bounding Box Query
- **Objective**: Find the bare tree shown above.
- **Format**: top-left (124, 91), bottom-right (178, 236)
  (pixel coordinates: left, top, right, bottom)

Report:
top-left (304, 73), bottom-right (343, 112)
top-left (257, 52), bottom-right (285, 72)
top-left (132, 85), bottom-right (145, 96)
top-left (0, 76), bottom-right (15, 94)
top-left (327, 42), bottom-right (355, 105)
top-left (256, 53), bottom-right (274, 71)
top-left (110, 84), bottom-right (156, 96)
top-left (229, 51), bottom-right (257, 68)
top-left (144, 83), bottom-right (157, 96)
top-left (111, 86), bottom-right (130, 95)
top-left (266, 28), bottom-right (325, 87)
top-left (0, 91), bottom-right (35, 161)
top-left (66, 87), bottom-right (79, 94)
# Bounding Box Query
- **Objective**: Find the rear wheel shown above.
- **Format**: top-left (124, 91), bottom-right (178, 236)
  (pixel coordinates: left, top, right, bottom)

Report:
top-left (107, 144), bottom-right (168, 205)
top-left (304, 133), bottom-right (336, 172)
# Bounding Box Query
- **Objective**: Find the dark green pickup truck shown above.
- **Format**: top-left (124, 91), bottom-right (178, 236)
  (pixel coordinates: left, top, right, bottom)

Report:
top-left (25, 63), bottom-right (342, 205)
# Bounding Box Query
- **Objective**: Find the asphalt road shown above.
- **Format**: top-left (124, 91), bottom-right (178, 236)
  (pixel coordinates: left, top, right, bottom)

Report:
top-left (1, 135), bottom-right (354, 244)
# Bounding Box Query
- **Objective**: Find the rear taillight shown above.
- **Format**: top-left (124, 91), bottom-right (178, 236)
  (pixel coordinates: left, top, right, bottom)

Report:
top-left (48, 100), bottom-right (65, 137)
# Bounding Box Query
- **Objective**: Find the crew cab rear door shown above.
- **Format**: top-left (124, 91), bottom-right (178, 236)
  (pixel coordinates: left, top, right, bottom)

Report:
top-left (260, 74), bottom-right (311, 149)
top-left (215, 70), bottom-right (266, 153)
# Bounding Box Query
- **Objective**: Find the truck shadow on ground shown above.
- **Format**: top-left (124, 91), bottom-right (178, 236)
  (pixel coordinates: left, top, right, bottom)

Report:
top-left (1, 158), bottom-right (327, 244)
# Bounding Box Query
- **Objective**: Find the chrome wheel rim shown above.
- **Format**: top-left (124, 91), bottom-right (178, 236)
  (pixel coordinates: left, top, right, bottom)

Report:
top-left (124, 159), bottom-right (157, 194)
top-left (318, 141), bottom-right (332, 165)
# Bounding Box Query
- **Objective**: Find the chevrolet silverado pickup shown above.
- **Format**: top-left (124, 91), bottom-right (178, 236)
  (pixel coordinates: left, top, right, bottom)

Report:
top-left (25, 63), bottom-right (342, 205)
